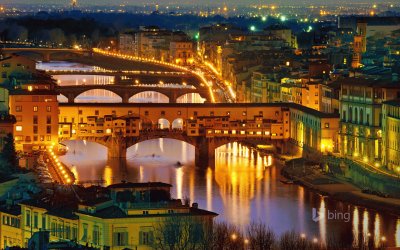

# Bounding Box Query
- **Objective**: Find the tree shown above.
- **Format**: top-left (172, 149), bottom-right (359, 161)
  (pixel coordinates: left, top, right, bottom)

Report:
top-left (49, 28), bottom-right (66, 47)
top-left (155, 215), bottom-right (211, 250)
top-left (246, 222), bottom-right (275, 250)
top-left (1, 133), bottom-right (18, 172)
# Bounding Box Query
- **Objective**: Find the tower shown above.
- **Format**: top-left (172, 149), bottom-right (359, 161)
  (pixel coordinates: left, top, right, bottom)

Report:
top-left (71, 0), bottom-right (77, 9)
top-left (351, 22), bottom-right (367, 68)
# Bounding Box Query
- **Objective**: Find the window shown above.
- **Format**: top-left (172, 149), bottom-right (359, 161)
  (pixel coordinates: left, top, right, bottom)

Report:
top-left (33, 106), bottom-right (38, 112)
top-left (16, 106), bottom-right (22, 112)
top-left (51, 221), bottom-right (56, 236)
top-left (93, 225), bottom-right (100, 245)
top-left (81, 223), bottom-right (88, 242)
top-left (161, 111), bottom-right (165, 116)
top-left (16, 126), bottom-right (22, 132)
top-left (72, 225), bottom-right (78, 241)
top-left (41, 215), bottom-right (46, 230)
top-left (65, 223), bottom-right (71, 239)
top-left (33, 126), bottom-right (38, 134)
top-left (95, 110), bottom-right (99, 116)
top-left (46, 136), bottom-right (51, 141)
top-left (25, 210), bottom-right (31, 227)
top-left (33, 116), bottom-right (38, 124)
top-left (16, 116), bottom-right (22, 122)
top-left (325, 123), bottom-right (329, 128)
top-left (47, 116), bottom-right (51, 124)
top-left (78, 110), bottom-right (82, 115)
top-left (242, 111), bottom-right (247, 116)
top-left (46, 106), bottom-right (51, 112)
top-left (46, 126), bottom-right (51, 134)
top-left (139, 231), bottom-right (154, 245)
top-left (113, 229), bottom-right (128, 246)
top-left (33, 212), bottom-right (38, 229)
top-left (145, 111), bottom-right (149, 116)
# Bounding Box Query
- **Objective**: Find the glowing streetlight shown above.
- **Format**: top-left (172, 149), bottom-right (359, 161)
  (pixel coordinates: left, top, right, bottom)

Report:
top-left (250, 25), bottom-right (256, 31)
top-left (231, 233), bottom-right (237, 240)
top-left (262, 16), bottom-right (267, 22)
top-left (280, 15), bottom-right (287, 22)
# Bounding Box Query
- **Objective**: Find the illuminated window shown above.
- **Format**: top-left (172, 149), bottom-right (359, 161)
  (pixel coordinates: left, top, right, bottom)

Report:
top-left (46, 106), bottom-right (51, 112)
top-left (242, 111), bottom-right (247, 116)
top-left (33, 106), bottom-right (38, 112)
top-left (16, 126), bottom-right (22, 132)
top-left (240, 130), bottom-right (246, 135)
top-left (16, 106), bottom-right (22, 112)
top-left (232, 130), bottom-right (236, 134)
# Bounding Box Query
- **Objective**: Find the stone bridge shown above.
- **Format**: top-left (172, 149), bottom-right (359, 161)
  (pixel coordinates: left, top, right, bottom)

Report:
top-left (57, 85), bottom-right (211, 103)
top-left (1, 48), bottom-right (91, 62)
top-left (69, 130), bottom-right (280, 168)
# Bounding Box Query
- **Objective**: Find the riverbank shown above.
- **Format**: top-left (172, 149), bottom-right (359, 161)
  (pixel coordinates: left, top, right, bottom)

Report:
top-left (282, 158), bottom-right (400, 217)
top-left (65, 54), bottom-right (176, 72)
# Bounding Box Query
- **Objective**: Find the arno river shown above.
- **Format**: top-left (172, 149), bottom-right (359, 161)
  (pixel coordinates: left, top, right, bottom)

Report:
top-left (39, 61), bottom-right (400, 247)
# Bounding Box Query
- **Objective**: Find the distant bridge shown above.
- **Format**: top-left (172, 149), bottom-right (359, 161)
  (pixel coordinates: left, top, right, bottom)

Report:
top-left (1, 48), bottom-right (91, 62)
top-left (48, 69), bottom-right (201, 85)
top-left (57, 84), bottom-right (211, 103)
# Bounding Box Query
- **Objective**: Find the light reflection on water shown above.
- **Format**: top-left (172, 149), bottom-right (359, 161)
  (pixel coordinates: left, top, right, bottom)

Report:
top-left (59, 139), bottom-right (400, 247)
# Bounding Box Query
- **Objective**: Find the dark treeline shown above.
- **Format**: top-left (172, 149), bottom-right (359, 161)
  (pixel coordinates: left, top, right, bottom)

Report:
top-left (0, 11), bottom-right (318, 48)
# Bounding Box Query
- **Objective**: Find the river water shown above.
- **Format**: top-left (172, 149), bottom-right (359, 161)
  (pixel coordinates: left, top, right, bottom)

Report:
top-left (41, 61), bottom-right (400, 247)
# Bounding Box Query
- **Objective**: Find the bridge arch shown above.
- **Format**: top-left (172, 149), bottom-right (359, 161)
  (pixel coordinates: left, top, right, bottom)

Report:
top-left (158, 118), bottom-right (171, 129)
top-left (74, 89), bottom-right (122, 103)
top-left (12, 51), bottom-right (46, 61)
top-left (129, 91), bottom-right (169, 103)
top-left (57, 94), bottom-right (68, 103)
top-left (171, 118), bottom-right (184, 130)
top-left (176, 93), bottom-right (206, 103)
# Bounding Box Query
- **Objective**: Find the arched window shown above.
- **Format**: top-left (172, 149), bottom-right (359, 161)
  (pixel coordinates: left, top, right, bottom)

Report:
top-left (348, 107), bottom-right (352, 122)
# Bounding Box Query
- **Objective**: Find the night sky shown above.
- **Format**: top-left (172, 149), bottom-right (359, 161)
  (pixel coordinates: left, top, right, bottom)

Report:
top-left (0, 0), bottom-right (391, 6)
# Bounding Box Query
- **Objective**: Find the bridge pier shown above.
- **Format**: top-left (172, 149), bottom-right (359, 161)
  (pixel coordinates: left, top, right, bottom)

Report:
top-left (107, 136), bottom-right (127, 158)
top-left (195, 137), bottom-right (216, 168)
top-left (43, 52), bottom-right (51, 62)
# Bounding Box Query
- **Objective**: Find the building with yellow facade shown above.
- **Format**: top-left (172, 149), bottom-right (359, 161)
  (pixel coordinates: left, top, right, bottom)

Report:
top-left (3, 182), bottom-right (217, 250)
top-left (339, 77), bottom-right (400, 165)
top-left (289, 105), bottom-right (340, 158)
top-left (382, 99), bottom-right (400, 173)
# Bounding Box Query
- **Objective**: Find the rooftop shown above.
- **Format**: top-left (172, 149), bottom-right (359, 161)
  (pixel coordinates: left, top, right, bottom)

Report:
top-left (383, 99), bottom-right (400, 107)
top-left (335, 77), bottom-right (400, 88)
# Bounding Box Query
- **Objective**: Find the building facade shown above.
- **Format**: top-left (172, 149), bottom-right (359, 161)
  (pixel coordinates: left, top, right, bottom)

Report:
top-left (382, 99), bottom-right (400, 172)
top-left (8, 74), bottom-right (59, 152)
top-left (339, 77), bottom-right (400, 165)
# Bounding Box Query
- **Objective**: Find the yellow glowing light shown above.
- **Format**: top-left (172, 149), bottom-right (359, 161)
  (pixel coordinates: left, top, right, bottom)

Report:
top-left (231, 234), bottom-right (237, 240)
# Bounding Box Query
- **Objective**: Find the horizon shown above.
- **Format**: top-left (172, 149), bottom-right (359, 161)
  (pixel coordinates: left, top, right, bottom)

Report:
top-left (0, 0), bottom-right (397, 6)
